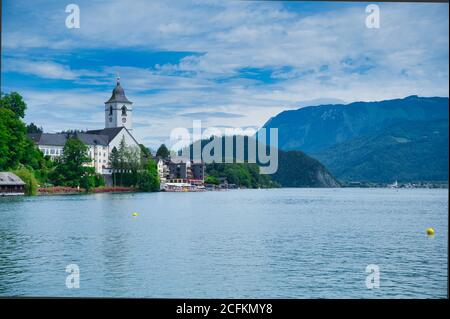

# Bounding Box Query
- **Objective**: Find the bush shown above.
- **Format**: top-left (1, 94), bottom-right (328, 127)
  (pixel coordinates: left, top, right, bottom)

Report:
top-left (204, 175), bottom-right (219, 185)
top-left (137, 170), bottom-right (159, 192)
top-left (136, 159), bottom-right (160, 192)
top-left (13, 166), bottom-right (38, 196)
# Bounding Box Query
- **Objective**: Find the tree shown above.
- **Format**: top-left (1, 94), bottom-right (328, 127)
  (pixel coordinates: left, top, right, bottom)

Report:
top-left (109, 147), bottom-right (120, 186)
top-left (137, 158), bottom-right (160, 192)
top-left (109, 138), bottom-right (159, 191)
top-left (50, 138), bottom-right (92, 187)
top-left (139, 144), bottom-right (152, 161)
top-left (0, 107), bottom-right (27, 170)
top-left (26, 122), bottom-right (43, 134)
top-left (156, 144), bottom-right (170, 159)
top-left (0, 92), bottom-right (50, 190)
top-left (204, 175), bottom-right (219, 185)
top-left (13, 166), bottom-right (38, 196)
top-left (117, 136), bottom-right (128, 185)
top-left (80, 167), bottom-right (97, 191)
top-left (0, 92), bottom-right (27, 118)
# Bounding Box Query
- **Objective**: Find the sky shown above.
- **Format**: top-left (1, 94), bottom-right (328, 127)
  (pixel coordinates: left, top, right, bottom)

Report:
top-left (1, 0), bottom-right (449, 149)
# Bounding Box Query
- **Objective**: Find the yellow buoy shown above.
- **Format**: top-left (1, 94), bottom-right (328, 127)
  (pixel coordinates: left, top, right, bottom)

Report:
top-left (426, 228), bottom-right (435, 236)
top-left (132, 212), bottom-right (139, 217)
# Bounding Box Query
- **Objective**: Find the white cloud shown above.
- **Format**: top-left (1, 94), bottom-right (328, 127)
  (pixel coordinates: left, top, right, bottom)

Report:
top-left (3, 58), bottom-right (78, 80)
top-left (2, 0), bottom-right (448, 147)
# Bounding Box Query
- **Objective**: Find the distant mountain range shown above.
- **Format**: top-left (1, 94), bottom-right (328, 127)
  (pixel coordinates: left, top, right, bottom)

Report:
top-left (262, 96), bottom-right (449, 183)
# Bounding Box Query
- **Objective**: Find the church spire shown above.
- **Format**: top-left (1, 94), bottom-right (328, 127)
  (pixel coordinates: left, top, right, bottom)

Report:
top-left (105, 76), bottom-right (131, 104)
top-left (105, 76), bottom-right (133, 130)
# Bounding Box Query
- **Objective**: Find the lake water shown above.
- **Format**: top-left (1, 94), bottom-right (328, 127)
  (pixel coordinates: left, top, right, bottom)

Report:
top-left (0, 188), bottom-right (447, 298)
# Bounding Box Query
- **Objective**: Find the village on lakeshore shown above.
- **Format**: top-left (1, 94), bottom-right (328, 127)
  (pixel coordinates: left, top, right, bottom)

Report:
top-left (1, 79), bottom-right (448, 196)
top-left (28, 78), bottom-right (211, 193)
top-left (1, 79), bottom-right (235, 196)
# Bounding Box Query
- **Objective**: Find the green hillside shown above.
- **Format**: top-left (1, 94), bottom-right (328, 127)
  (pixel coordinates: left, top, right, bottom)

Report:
top-left (313, 120), bottom-right (449, 183)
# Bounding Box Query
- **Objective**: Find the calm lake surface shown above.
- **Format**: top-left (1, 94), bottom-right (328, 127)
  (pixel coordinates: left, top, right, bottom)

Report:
top-left (0, 188), bottom-right (447, 298)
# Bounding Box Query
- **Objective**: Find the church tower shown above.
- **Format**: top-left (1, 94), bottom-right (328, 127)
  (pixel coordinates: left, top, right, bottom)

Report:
top-left (105, 77), bottom-right (133, 130)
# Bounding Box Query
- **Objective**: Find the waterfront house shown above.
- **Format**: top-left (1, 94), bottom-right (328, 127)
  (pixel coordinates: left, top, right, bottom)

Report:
top-left (0, 172), bottom-right (26, 196)
top-left (166, 160), bottom-right (205, 184)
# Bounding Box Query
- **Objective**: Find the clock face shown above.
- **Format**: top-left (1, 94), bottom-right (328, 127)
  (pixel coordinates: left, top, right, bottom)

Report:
top-left (122, 117), bottom-right (126, 123)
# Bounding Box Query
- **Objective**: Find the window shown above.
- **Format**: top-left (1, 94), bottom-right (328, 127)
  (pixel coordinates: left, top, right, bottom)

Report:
top-left (109, 105), bottom-right (113, 116)
top-left (121, 105), bottom-right (127, 116)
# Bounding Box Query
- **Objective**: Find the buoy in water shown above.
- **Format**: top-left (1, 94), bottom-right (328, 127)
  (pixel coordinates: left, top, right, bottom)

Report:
top-left (426, 228), bottom-right (435, 236)
top-left (132, 212), bottom-right (139, 217)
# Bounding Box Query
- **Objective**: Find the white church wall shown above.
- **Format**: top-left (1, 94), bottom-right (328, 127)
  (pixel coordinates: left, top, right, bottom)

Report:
top-left (109, 129), bottom-right (141, 152)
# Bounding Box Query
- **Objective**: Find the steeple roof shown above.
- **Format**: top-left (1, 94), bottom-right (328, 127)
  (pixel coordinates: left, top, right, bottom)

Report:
top-left (105, 77), bottom-right (132, 104)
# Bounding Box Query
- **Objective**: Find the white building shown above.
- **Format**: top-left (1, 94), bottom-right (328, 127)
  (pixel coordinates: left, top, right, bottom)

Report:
top-left (29, 78), bottom-right (141, 174)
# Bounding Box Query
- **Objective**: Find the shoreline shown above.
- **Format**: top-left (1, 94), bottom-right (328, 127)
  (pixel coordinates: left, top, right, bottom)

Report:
top-left (21, 184), bottom-right (450, 197)
top-left (37, 186), bottom-right (136, 196)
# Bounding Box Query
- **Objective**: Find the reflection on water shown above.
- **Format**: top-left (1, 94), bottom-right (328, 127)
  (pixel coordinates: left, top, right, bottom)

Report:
top-left (0, 188), bottom-right (447, 298)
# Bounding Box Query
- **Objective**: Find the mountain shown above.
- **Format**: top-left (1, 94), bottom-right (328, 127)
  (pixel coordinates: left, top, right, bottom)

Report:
top-left (271, 150), bottom-right (340, 187)
top-left (313, 120), bottom-right (448, 183)
top-left (261, 96), bottom-right (449, 183)
top-left (263, 95), bottom-right (448, 153)
top-left (185, 136), bottom-right (339, 187)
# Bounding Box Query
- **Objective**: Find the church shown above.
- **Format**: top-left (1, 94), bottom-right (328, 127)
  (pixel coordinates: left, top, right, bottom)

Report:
top-left (28, 78), bottom-right (141, 175)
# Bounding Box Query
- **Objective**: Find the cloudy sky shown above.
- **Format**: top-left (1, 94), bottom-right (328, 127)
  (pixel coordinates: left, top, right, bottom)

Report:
top-left (1, 0), bottom-right (449, 148)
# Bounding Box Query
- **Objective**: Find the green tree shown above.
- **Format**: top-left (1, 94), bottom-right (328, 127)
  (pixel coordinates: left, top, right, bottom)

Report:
top-left (117, 136), bottom-right (128, 185)
top-left (156, 144), bottom-right (170, 159)
top-left (109, 146), bottom-right (120, 186)
top-left (26, 122), bottom-right (43, 133)
top-left (137, 158), bottom-right (160, 192)
top-left (204, 175), bottom-right (219, 185)
top-left (50, 138), bottom-right (92, 187)
top-left (80, 167), bottom-right (96, 192)
top-left (1, 93), bottom-right (48, 172)
top-left (13, 166), bottom-right (38, 196)
top-left (139, 144), bottom-right (152, 160)
top-left (109, 138), bottom-right (159, 191)
top-left (0, 107), bottom-right (27, 170)
top-left (0, 92), bottom-right (27, 118)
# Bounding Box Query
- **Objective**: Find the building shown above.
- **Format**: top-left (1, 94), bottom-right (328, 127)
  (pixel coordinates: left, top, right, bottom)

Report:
top-left (0, 172), bottom-right (26, 196)
top-left (165, 160), bottom-right (205, 184)
top-left (167, 161), bottom-right (191, 180)
top-left (191, 162), bottom-right (205, 181)
top-left (153, 156), bottom-right (169, 186)
top-left (28, 78), bottom-right (141, 174)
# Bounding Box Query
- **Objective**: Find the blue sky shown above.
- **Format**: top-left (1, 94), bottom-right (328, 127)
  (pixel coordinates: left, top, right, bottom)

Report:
top-left (1, 0), bottom-right (449, 148)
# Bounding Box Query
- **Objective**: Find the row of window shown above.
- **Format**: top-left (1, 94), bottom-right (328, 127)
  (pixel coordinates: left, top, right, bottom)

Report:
top-left (92, 159), bottom-right (107, 164)
top-left (40, 148), bottom-right (108, 158)
top-left (41, 148), bottom-right (62, 156)
top-left (89, 152), bottom-right (107, 157)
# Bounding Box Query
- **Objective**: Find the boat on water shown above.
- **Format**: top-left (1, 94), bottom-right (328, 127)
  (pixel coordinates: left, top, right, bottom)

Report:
top-left (388, 180), bottom-right (399, 188)
top-left (162, 182), bottom-right (206, 192)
